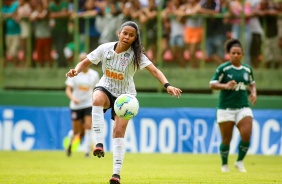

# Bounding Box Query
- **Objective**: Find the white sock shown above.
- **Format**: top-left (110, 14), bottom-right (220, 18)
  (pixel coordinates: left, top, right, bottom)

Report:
top-left (113, 138), bottom-right (125, 175)
top-left (92, 106), bottom-right (104, 145)
top-left (84, 129), bottom-right (92, 153)
top-left (68, 130), bottom-right (74, 147)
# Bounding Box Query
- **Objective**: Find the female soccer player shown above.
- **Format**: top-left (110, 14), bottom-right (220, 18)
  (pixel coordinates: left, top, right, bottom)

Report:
top-left (66, 21), bottom-right (182, 184)
top-left (209, 39), bottom-right (257, 173)
top-left (65, 52), bottom-right (100, 157)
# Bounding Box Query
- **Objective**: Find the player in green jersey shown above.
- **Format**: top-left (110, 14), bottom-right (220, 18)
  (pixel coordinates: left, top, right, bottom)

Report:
top-left (209, 39), bottom-right (257, 173)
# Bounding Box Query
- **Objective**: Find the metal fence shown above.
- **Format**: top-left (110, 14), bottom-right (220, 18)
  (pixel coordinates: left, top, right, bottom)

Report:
top-left (0, 1), bottom-right (281, 91)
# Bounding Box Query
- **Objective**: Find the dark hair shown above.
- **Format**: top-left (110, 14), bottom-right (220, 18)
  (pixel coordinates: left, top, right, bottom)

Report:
top-left (120, 21), bottom-right (145, 70)
top-left (225, 39), bottom-right (243, 53)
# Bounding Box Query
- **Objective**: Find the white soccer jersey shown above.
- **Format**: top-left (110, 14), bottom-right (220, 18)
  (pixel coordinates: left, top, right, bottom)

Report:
top-left (65, 69), bottom-right (100, 110)
top-left (87, 42), bottom-right (152, 97)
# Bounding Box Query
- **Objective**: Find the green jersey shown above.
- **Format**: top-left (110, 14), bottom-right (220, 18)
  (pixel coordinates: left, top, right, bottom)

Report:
top-left (49, 1), bottom-right (69, 32)
top-left (210, 62), bottom-right (255, 109)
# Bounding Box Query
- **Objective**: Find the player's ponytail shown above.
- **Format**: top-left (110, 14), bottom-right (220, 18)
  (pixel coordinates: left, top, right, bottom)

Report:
top-left (120, 21), bottom-right (145, 70)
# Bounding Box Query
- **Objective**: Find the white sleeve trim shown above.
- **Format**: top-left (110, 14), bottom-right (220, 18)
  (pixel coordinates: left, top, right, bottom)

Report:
top-left (209, 80), bottom-right (219, 84)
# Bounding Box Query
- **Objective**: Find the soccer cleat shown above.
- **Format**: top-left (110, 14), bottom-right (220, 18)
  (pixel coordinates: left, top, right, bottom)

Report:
top-left (109, 174), bottom-right (121, 184)
top-left (66, 145), bottom-right (72, 157)
top-left (234, 161), bottom-right (247, 172)
top-left (85, 153), bottom-right (90, 158)
top-left (93, 143), bottom-right (105, 158)
top-left (221, 164), bottom-right (230, 172)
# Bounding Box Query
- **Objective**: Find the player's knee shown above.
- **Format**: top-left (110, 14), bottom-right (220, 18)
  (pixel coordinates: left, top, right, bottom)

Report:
top-left (222, 137), bottom-right (232, 145)
top-left (92, 98), bottom-right (104, 106)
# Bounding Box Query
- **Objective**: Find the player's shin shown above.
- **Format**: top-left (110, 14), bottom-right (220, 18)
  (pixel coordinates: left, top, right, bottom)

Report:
top-left (220, 143), bottom-right (230, 165)
top-left (66, 130), bottom-right (74, 156)
top-left (84, 129), bottom-right (92, 154)
top-left (113, 138), bottom-right (125, 175)
top-left (237, 141), bottom-right (250, 161)
top-left (92, 106), bottom-right (105, 145)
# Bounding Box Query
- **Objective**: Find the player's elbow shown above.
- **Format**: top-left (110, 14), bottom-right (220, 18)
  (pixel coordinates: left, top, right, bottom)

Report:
top-left (209, 83), bottom-right (212, 89)
top-left (209, 83), bottom-right (215, 90)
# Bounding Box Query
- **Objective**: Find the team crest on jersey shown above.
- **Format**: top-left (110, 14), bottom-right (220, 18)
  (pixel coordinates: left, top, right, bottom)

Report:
top-left (124, 53), bottom-right (130, 58)
top-left (120, 57), bottom-right (128, 66)
top-left (243, 73), bottom-right (248, 81)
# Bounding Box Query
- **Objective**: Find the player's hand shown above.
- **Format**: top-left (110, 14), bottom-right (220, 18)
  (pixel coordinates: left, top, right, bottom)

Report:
top-left (167, 86), bottom-right (182, 98)
top-left (225, 80), bottom-right (237, 90)
top-left (66, 69), bottom-right (78, 78)
top-left (72, 98), bottom-right (80, 104)
top-left (249, 93), bottom-right (257, 105)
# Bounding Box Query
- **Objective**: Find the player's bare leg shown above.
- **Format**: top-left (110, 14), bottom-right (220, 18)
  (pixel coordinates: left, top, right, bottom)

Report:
top-left (234, 116), bottom-right (252, 172)
top-left (92, 90), bottom-right (110, 158)
top-left (218, 121), bottom-right (234, 172)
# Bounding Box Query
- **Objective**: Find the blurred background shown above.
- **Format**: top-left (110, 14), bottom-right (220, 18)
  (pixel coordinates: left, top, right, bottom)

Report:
top-left (0, 0), bottom-right (282, 154)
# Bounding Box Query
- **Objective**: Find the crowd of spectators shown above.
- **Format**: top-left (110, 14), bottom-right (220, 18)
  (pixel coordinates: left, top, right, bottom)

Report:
top-left (1, 0), bottom-right (282, 69)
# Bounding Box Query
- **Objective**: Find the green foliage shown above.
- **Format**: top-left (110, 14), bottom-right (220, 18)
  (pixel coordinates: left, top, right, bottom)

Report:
top-left (0, 151), bottom-right (281, 184)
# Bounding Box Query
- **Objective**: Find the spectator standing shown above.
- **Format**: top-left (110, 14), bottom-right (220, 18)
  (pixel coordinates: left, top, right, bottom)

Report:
top-left (62, 0), bottom-right (84, 62)
top-left (30, 0), bottom-right (53, 68)
top-left (162, 0), bottom-right (186, 67)
top-left (122, 0), bottom-right (142, 22)
top-left (17, 0), bottom-right (32, 66)
top-left (179, 0), bottom-right (203, 68)
top-left (95, 0), bottom-right (124, 44)
top-left (2, 0), bottom-right (21, 67)
top-left (220, 0), bottom-right (232, 39)
top-left (225, 0), bottom-right (253, 65)
top-left (258, 0), bottom-right (281, 69)
top-left (70, 0), bottom-right (101, 54)
top-left (200, 0), bottom-right (226, 66)
top-left (139, 0), bottom-right (159, 65)
top-left (247, 0), bottom-right (264, 69)
top-left (277, 1), bottom-right (282, 60)
top-left (49, 0), bottom-right (69, 67)
top-left (277, 1), bottom-right (282, 37)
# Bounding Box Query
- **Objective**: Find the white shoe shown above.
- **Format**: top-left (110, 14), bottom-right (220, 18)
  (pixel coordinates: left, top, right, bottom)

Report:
top-left (234, 161), bottom-right (247, 172)
top-left (221, 164), bottom-right (230, 172)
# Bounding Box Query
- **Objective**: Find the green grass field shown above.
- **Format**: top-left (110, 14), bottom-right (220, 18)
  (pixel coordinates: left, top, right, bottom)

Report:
top-left (0, 151), bottom-right (281, 184)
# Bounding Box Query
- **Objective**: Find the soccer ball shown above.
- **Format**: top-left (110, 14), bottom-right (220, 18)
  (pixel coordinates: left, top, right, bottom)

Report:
top-left (114, 94), bottom-right (139, 120)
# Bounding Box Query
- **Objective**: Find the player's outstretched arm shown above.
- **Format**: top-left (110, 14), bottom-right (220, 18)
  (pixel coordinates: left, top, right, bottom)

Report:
top-left (145, 64), bottom-right (182, 98)
top-left (66, 58), bottom-right (92, 78)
